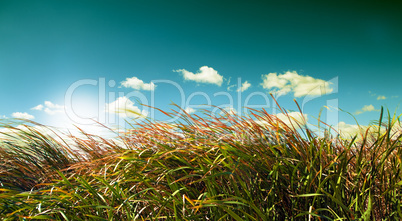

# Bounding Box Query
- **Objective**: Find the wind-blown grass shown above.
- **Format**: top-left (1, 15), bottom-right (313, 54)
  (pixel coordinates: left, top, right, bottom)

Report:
top-left (0, 103), bottom-right (402, 220)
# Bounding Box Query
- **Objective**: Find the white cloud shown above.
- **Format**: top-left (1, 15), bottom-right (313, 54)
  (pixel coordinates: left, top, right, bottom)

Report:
top-left (255, 112), bottom-right (308, 129)
top-left (11, 112), bottom-right (35, 120)
top-left (31, 104), bottom-right (44, 111)
top-left (276, 112), bottom-right (308, 129)
top-left (334, 121), bottom-right (394, 140)
top-left (184, 107), bottom-right (196, 114)
top-left (44, 108), bottom-right (64, 115)
top-left (261, 71), bottom-right (333, 97)
top-left (121, 77), bottom-right (156, 91)
top-left (45, 101), bottom-right (63, 109)
top-left (31, 101), bottom-right (64, 115)
top-left (237, 81), bottom-right (251, 92)
top-left (369, 92), bottom-right (387, 100)
top-left (175, 66), bottom-right (224, 86)
top-left (377, 95), bottom-right (386, 100)
top-left (335, 122), bottom-right (385, 139)
top-left (44, 101), bottom-right (64, 115)
top-left (336, 122), bottom-right (365, 138)
top-left (362, 105), bottom-right (375, 112)
top-left (0, 115), bottom-right (7, 119)
top-left (354, 104), bottom-right (378, 115)
top-left (106, 96), bottom-right (147, 118)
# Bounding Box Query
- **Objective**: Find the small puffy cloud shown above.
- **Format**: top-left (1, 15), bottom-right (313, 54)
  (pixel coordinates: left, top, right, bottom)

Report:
top-left (11, 112), bottom-right (34, 120)
top-left (377, 95), bottom-right (386, 100)
top-left (369, 92), bottom-right (387, 100)
top-left (237, 81), bottom-right (251, 92)
top-left (32, 101), bottom-right (64, 115)
top-left (44, 101), bottom-right (63, 109)
top-left (106, 96), bottom-right (147, 118)
top-left (44, 101), bottom-right (64, 115)
top-left (0, 115), bottom-right (7, 119)
top-left (121, 77), bottom-right (156, 91)
top-left (31, 104), bottom-right (44, 111)
top-left (362, 105), bottom-right (375, 112)
top-left (175, 66), bottom-right (224, 86)
top-left (354, 104), bottom-right (378, 115)
top-left (261, 71), bottom-right (333, 97)
top-left (45, 101), bottom-right (64, 115)
top-left (184, 107), bottom-right (196, 114)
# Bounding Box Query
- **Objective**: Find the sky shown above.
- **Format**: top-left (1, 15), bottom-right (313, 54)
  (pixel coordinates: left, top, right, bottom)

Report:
top-left (1, 0), bottom-right (401, 137)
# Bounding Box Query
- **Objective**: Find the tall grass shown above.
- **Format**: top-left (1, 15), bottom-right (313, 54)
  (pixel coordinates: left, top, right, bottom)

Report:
top-left (0, 103), bottom-right (401, 220)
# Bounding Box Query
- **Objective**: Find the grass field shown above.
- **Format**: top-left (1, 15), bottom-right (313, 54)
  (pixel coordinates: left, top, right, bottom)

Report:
top-left (1, 103), bottom-right (402, 220)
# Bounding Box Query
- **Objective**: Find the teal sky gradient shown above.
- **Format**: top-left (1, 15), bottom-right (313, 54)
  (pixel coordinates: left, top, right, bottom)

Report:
top-left (1, 0), bottom-right (402, 134)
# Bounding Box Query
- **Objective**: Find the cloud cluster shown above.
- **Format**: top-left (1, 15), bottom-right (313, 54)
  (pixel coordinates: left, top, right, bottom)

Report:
top-left (32, 101), bottom-right (64, 115)
top-left (377, 95), bottom-right (386, 100)
top-left (11, 112), bottom-right (34, 120)
top-left (121, 77), bottom-right (156, 91)
top-left (354, 104), bottom-right (378, 115)
top-left (175, 66), bottom-right (224, 86)
top-left (237, 81), bottom-right (251, 92)
top-left (369, 91), bottom-right (388, 100)
top-left (261, 71), bottom-right (333, 97)
top-left (106, 96), bottom-right (147, 118)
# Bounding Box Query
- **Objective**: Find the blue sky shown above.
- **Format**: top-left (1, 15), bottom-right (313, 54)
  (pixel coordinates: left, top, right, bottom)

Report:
top-left (1, 0), bottom-right (401, 136)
